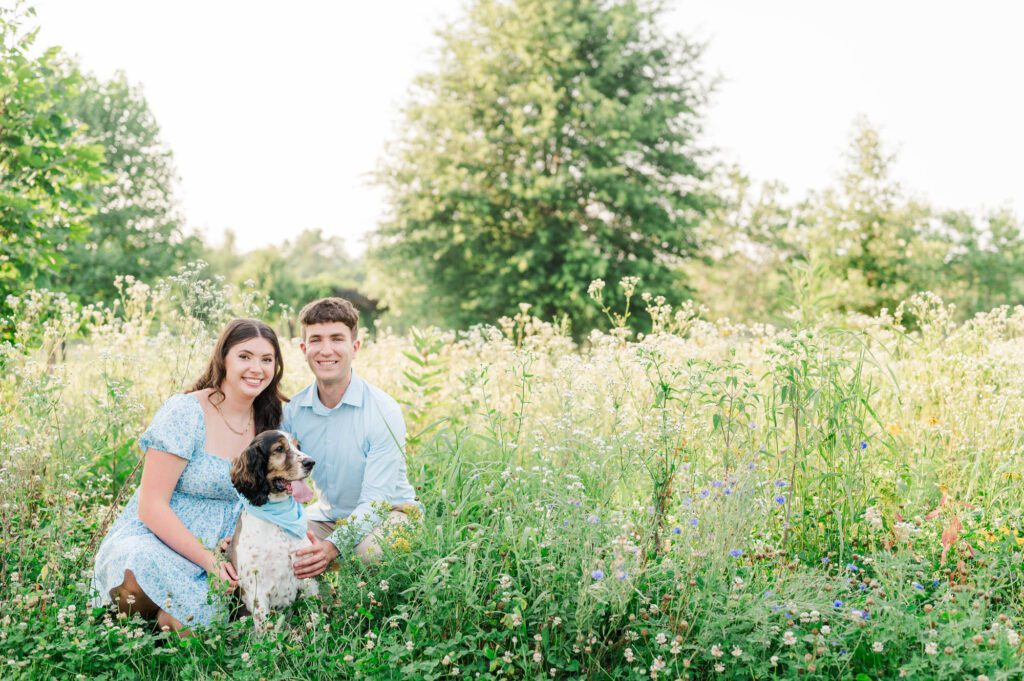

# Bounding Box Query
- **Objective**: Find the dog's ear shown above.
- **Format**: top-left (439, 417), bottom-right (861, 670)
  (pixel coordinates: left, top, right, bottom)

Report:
top-left (231, 438), bottom-right (270, 506)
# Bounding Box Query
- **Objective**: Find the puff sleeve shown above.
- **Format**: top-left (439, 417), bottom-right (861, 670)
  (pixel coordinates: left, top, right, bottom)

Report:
top-left (137, 393), bottom-right (204, 461)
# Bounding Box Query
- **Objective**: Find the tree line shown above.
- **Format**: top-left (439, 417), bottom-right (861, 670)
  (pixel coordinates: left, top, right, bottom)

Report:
top-left (2, 0), bottom-right (1021, 341)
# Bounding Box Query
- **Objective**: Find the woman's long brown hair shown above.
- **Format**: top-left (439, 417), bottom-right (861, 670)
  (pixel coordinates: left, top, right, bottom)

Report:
top-left (189, 319), bottom-right (286, 434)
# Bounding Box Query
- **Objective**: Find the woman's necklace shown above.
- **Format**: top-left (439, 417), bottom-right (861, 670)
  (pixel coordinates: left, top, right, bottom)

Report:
top-left (213, 400), bottom-right (253, 436)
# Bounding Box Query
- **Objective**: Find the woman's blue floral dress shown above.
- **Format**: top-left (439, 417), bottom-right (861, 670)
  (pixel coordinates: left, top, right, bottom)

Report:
top-left (92, 393), bottom-right (242, 626)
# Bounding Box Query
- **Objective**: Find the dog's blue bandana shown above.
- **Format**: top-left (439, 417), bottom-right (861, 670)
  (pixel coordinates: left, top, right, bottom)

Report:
top-left (242, 496), bottom-right (308, 538)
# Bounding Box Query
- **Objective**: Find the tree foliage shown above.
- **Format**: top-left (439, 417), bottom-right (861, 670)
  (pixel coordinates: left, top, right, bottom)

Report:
top-left (371, 0), bottom-right (714, 333)
top-left (0, 6), bottom-right (104, 308)
top-left (202, 229), bottom-right (374, 332)
top-left (45, 68), bottom-right (200, 303)
top-left (687, 118), bottom-right (1024, 323)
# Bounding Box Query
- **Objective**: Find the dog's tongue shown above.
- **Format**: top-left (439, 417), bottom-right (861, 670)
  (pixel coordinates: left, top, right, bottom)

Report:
top-left (291, 478), bottom-right (314, 504)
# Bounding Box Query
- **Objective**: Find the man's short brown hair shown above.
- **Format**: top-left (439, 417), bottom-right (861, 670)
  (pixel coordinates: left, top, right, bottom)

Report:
top-left (299, 297), bottom-right (359, 339)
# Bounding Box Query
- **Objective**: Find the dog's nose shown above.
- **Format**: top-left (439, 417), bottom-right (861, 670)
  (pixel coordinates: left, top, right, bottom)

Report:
top-left (303, 459), bottom-right (315, 471)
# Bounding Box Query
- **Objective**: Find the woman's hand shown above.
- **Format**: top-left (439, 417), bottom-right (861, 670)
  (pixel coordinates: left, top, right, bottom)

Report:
top-left (217, 561), bottom-right (239, 593)
top-left (207, 551), bottom-right (238, 593)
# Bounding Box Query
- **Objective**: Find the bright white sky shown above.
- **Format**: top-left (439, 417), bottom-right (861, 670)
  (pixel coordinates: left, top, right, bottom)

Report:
top-left (34, 1), bottom-right (1024, 255)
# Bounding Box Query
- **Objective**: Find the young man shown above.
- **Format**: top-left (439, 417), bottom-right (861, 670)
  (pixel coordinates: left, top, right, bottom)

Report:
top-left (286, 297), bottom-right (418, 578)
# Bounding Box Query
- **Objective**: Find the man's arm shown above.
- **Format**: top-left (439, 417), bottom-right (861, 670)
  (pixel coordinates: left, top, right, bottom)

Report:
top-left (326, 395), bottom-right (407, 552)
top-left (293, 394), bottom-right (407, 578)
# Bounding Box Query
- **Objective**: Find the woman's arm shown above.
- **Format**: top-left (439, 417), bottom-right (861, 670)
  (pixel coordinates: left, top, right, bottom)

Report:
top-left (137, 449), bottom-right (229, 578)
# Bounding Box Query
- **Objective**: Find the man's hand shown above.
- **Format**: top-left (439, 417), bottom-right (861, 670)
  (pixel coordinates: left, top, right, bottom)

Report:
top-left (293, 531), bottom-right (338, 579)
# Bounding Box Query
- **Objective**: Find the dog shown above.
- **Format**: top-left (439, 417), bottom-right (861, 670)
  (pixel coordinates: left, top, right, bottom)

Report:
top-left (227, 429), bottom-right (319, 628)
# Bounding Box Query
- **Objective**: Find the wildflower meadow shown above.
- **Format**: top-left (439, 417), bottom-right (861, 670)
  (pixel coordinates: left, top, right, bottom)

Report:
top-left (2, 269), bottom-right (1023, 680)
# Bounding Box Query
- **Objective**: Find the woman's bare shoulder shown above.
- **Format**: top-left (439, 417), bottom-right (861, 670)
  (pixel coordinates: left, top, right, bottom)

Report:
top-left (186, 388), bottom-right (214, 403)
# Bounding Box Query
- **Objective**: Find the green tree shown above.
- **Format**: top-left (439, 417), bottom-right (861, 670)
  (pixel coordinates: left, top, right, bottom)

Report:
top-left (0, 5), bottom-right (104, 315)
top-left (44, 68), bottom-right (200, 302)
top-left (205, 228), bottom-right (375, 332)
top-left (937, 207), bottom-right (1024, 315)
top-left (798, 117), bottom-right (938, 315)
top-left (370, 0), bottom-right (714, 333)
top-left (684, 169), bottom-right (800, 322)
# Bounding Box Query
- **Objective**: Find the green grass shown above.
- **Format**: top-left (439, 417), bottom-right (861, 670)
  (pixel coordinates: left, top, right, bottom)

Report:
top-left (2, 278), bottom-right (1023, 679)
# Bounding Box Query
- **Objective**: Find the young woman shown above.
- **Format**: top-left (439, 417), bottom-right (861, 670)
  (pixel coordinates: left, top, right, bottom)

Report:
top-left (92, 318), bottom-right (287, 631)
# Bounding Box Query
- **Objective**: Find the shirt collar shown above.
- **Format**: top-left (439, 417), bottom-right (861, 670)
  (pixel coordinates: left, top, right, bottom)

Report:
top-left (303, 370), bottom-right (365, 415)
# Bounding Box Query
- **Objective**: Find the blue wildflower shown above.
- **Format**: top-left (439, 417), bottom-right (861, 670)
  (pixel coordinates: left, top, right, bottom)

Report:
top-left (775, 495), bottom-right (786, 505)
top-left (913, 582), bottom-right (924, 590)
top-left (833, 600), bottom-right (843, 608)
top-left (860, 441), bottom-right (868, 450)
top-left (617, 570), bottom-right (628, 581)
top-left (774, 480), bottom-right (787, 488)
top-left (821, 557), bottom-right (831, 565)
top-left (711, 480), bottom-right (724, 488)
top-left (846, 563), bottom-right (859, 572)
top-left (700, 489), bottom-right (710, 499)
top-left (587, 514), bottom-right (600, 524)
top-left (932, 579), bottom-right (940, 587)
top-left (689, 518), bottom-right (698, 527)
top-left (591, 570), bottom-right (605, 580)
top-left (729, 549), bottom-right (743, 558)
top-left (724, 488), bottom-right (733, 495)
top-left (671, 527), bottom-right (682, 535)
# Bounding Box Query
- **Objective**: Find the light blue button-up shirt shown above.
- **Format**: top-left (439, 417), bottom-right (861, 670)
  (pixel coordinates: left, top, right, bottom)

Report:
top-left (281, 370), bottom-right (417, 552)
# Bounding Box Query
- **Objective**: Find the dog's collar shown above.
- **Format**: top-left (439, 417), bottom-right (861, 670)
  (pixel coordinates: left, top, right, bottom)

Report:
top-left (242, 496), bottom-right (308, 538)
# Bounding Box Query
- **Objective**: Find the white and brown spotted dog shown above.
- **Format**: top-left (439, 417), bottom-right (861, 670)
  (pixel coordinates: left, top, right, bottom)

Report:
top-left (228, 430), bottom-right (318, 628)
